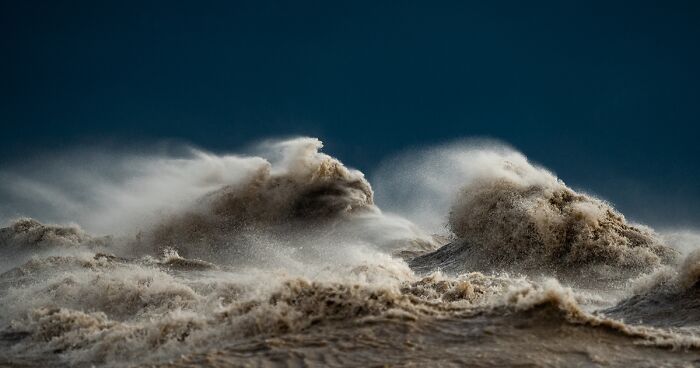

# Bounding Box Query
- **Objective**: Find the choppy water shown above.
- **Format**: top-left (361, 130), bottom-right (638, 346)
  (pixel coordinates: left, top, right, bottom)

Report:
top-left (1, 137), bottom-right (699, 367)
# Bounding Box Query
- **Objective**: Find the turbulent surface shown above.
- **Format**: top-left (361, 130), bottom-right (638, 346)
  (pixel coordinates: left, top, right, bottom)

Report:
top-left (148, 138), bottom-right (377, 259)
top-left (1, 138), bottom-right (699, 367)
top-left (603, 249), bottom-right (700, 327)
top-left (411, 156), bottom-right (678, 286)
top-left (0, 218), bottom-right (100, 249)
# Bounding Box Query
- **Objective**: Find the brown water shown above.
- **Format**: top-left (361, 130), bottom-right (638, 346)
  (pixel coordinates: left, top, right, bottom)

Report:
top-left (1, 138), bottom-right (699, 367)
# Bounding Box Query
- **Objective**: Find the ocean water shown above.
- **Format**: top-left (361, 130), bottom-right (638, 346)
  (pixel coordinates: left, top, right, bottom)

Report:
top-left (1, 137), bottom-right (699, 367)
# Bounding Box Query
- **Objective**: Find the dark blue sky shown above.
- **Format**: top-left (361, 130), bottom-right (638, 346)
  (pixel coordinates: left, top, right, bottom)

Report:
top-left (1, 0), bottom-right (699, 226)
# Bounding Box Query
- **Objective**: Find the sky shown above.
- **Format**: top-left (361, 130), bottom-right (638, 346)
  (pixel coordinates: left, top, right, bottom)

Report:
top-left (1, 0), bottom-right (699, 227)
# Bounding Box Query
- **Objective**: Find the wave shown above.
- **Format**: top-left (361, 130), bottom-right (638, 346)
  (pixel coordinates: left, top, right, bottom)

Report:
top-left (4, 262), bottom-right (695, 367)
top-left (0, 218), bottom-right (97, 249)
top-left (487, 280), bottom-right (700, 350)
top-left (0, 254), bottom-right (489, 364)
top-left (408, 146), bottom-right (677, 284)
top-left (603, 249), bottom-right (700, 326)
top-left (1, 137), bottom-right (697, 367)
top-left (144, 138), bottom-right (377, 257)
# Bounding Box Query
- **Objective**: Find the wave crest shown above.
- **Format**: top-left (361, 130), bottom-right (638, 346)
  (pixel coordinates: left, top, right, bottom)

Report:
top-left (413, 150), bottom-right (677, 282)
top-left (147, 138), bottom-right (375, 255)
top-left (0, 218), bottom-right (94, 249)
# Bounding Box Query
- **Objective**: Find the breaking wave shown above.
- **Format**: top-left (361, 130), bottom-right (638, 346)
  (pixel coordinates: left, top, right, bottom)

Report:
top-left (603, 249), bottom-right (700, 326)
top-left (145, 137), bottom-right (379, 258)
top-left (1, 137), bottom-right (698, 367)
top-left (0, 218), bottom-right (96, 249)
top-left (402, 144), bottom-right (678, 284)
